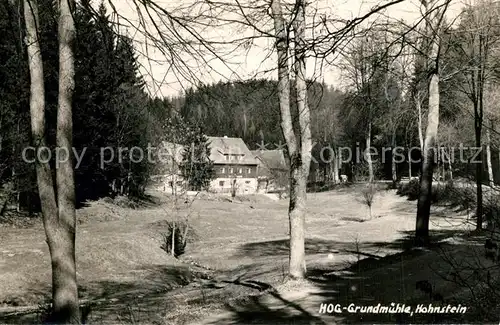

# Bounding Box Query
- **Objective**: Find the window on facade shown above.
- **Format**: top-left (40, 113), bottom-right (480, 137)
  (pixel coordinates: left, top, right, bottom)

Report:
top-left (247, 168), bottom-right (251, 174)
top-left (221, 167), bottom-right (225, 173)
top-left (245, 180), bottom-right (250, 184)
top-left (219, 181), bottom-right (224, 187)
top-left (238, 168), bottom-right (242, 174)
top-left (225, 155), bottom-right (229, 161)
top-left (229, 168), bottom-right (234, 173)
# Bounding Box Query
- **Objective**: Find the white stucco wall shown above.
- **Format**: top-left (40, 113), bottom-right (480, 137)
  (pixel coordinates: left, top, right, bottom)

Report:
top-left (210, 177), bottom-right (258, 194)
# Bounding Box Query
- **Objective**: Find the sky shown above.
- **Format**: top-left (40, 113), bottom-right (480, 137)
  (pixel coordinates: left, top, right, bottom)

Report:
top-left (106, 0), bottom-right (464, 98)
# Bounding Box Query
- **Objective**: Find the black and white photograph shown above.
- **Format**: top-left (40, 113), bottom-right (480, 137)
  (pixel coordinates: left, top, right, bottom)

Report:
top-left (0, 0), bottom-right (498, 323)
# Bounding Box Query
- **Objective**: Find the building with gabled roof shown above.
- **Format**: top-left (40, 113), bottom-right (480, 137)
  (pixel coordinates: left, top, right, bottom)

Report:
top-left (207, 136), bottom-right (259, 194)
top-left (251, 149), bottom-right (289, 193)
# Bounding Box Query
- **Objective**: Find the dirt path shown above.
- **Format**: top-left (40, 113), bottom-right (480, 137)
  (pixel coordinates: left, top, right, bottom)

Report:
top-left (189, 192), bottom-right (483, 325)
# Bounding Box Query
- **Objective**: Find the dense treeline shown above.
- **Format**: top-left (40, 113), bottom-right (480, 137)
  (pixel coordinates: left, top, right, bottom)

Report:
top-left (179, 80), bottom-right (343, 149)
top-left (2, 0), bottom-right (499, 208)
top-left (177, 80), bottom-right (347, 182)
top-left (0, 0), bottom-right (173, 208)
top-left (173, 0), bottom-right (500, 186)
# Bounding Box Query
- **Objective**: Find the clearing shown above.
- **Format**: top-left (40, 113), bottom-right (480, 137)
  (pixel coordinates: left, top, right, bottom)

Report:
top-left (0, 184), bottom-right (491, 324)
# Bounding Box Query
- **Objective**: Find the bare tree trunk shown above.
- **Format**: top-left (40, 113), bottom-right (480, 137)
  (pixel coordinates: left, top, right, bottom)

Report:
top-left (291, 0), bottom-right (311, 279)
top-left (271, 0), bottom-right (311, 279)
top-left (498, 151), bottom-right (500, 182)
top-left (415, 5), bottom-right (443, 244)
top-left (24, 0), bottom-right (79, 322)
top-left (391, 129), bottom-right (397, 184)
top-left (448, 146), bottom-right (453, 181)
top-left (417, 92), bottom-right (424, 151)
top-left (436, 138), bottom-right (441, 183)
top-left (415, 0), bottom-right (449, 246)
top-left (171, 221), bottom-right (176, 257)
top-left (408, 149), bottom-right (412, 178)
top-left (415, 71), bottom-right (439, 246)
top-left (475, 120), bottom-right (484, 230)
top-left (441, 149), bottom-right (445, 181)
top-left (486, 122), bottom-right (494, 187)
top-left (13, 120), bottom-right (20, 212)
top-left (366, 121), bottom-right (373, 182)
top-left (332, 147), bottom-right (340, 184)
top-left (54, 0), bottom-right (79, 321)
top-left (339, 149), bottom-right (343, 179)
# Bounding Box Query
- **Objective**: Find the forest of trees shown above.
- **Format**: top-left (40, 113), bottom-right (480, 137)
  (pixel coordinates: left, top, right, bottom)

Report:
top-left (5, 1), bottom-right (497, 210)
top-left (0, 0), bottom-right (180, 208)
top-left (5, 0), bottom-right (500, 321)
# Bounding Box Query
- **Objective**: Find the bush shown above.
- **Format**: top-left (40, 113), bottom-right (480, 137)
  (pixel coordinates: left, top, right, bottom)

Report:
top-left (360, 183), bottom-right (378, 218)
top-left (160, 220), bottom-right (193, 257)
top-left (397, 178), bottom-right (479, 210)
top-left (386, 181), bottom-right (399, 190)
top-left (431, 180), bottom-right (456, 204)
top-left (307, 181), bottom-right (350, 193)
top-left (397, 179), bottom-right (420, 200)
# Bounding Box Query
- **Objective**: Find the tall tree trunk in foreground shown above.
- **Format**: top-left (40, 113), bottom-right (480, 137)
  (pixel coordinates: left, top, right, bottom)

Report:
top-left (54, 0), bottom-right (79, 321)
top-left (415, 74), bottom-right (439, 245)
top-left (415, 0), bottom-right (447, 245)
top-left (271, 0), bottom-right (312, 279)
top-left (473, 54), bottom-right (485, 230)
top-left (24, 0), bottom-right (80, 322)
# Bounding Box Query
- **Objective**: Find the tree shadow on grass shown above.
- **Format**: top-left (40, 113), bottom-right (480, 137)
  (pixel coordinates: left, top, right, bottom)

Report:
top-left (234, 229), bottom-right (468, 260)
top-left (0, 229), bottom-right (489, 324)
top-left (0, 265), bottom-right (200, 324)
top-left (221, 229), bottom-right (486, 324)
top-left (210, 291), bottom-right (329, 325)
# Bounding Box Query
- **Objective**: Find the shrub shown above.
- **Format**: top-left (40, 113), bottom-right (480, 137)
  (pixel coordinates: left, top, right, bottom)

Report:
top-left (397, 178), bottom-right (420, 200)
top-left (398, 179), bottom-right (461, 203)
top-left (431, 180), bottom-right (456, 203)
top-left (360, 183), bottom-right (378, 219)
top-left (484, 195), bottom-right (500, 230)
top-left (386, 181), bottom-right (399, 190)
top-left (306, 181), bottom-right (349, 193)
top-left (160, 220), bottom-right (193, 257)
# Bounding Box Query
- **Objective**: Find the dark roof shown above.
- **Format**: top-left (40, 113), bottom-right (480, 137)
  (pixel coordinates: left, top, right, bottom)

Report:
top-left (207, 136), bottom-right (259, 165)
top-left (251, 149), bottom-right (288, 171)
